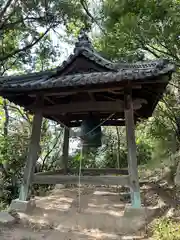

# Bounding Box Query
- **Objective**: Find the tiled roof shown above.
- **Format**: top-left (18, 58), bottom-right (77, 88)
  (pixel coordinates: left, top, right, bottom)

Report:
top-left (0, 60), bottom-right (175, 91)
top-left (0, 29), bottom-right (175, 125)
top-left (0, 29), bottom-right (175, 92)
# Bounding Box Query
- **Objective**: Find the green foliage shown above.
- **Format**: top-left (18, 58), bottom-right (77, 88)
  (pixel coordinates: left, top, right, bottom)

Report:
top-left (100, 139), bottom-right (152, 168)
top-left (100, 0), bottom-right (180, 62)
top-left (94, 0), bottom-right (180, 178)
top-left (0, 0), bottom-right (89, 74)
top-left (0, 134), bottom-right (28, 173)
top-left (151, 217), bottom-right (180, 240)
top-left (136, 140), bottom-right (152, 165)
top-left (68, 148), bottom-right (99, 168)
top-left (0, 124), bottom-right (29, 204)
top-left (68, 126), bottom-right (153, 170)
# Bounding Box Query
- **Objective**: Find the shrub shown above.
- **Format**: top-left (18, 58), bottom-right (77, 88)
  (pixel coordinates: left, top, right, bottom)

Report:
top-left (151, 217), bottom-right (180, 240)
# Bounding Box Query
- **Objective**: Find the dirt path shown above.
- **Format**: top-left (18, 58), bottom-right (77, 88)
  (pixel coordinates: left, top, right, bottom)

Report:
top-left (0, 185), bottom-right (161, 240)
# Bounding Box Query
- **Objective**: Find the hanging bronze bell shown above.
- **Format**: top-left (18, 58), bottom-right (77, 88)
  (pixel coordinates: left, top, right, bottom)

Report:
top-left (80, 116), bottom-right (102, 148)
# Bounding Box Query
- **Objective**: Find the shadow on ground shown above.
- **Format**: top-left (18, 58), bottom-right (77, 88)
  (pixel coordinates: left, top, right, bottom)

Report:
top-left (0, 186), bottom-right (168, 240)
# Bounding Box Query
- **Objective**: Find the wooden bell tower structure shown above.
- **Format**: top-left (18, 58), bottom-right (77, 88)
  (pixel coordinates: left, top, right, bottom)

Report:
top-left (0, 29), bottom-right (175, 210)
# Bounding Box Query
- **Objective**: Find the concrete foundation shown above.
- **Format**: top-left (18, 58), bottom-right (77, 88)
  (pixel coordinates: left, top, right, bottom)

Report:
top-left (10, 199), bottom-right (36, 213)
top-left (124, 206), bottom-right (155, 220)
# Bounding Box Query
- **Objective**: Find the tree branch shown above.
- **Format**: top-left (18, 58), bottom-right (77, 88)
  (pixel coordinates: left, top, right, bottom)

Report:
top-left (8, 104), bottom-right (31, 124)
top-left (146, 44), bottom-right (175, 59)
top-left (115, 126), bottom-right (120, 169)
top-left (41, 130), bottom-right (63, 172)
top-left (0, 0), bottom-right (14, 20)
top-left (0, 0), bottom-right (18, 29)
top-left (80, 0), bottom-right (104, 32)
top-left (137, 38), bottom-right (160, 58)
top-left (158, 41), bottom-right (180, 62)
top-left (3, 100), bottom-right (9, 137)
top-left (1, 99), bottom-right (10, 176)
top-left (0, 26), bottom-right (51, 62)
top-left (80, 0), bottom-right (94, 23)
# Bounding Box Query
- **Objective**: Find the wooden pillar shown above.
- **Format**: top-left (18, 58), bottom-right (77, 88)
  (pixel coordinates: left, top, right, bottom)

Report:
top-left (62, 127), bottom-right (69, 174)
top-left (19, 105), bottom-right (43, 201)
top-left (124, 92), bottom-right (141, 208)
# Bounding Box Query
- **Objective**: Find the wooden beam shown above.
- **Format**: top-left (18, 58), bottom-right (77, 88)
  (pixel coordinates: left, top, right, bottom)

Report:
top-left (27, 84), bottom-right (147, 98)
top-left (125, 92), bottom-right (141, 208)
top-left (43, 97), bottom-right (67, 125)
top-left (38, 101), bottom-right (124, 114)
top-left (28, 86), bottom-right (125, 97)
top-left (34, 168), bottom-right (129, 176)
top-left (88, 92), bottom-right (96, 101)
top-left (44, 112), bottom-right (125, 125)
top-left (62, 128), bottom-right (69, 174)
top-left (30, 99), bottom-right (147, 114)
top-left (68, 119), bottom-right (126, 128)
top-left (45, 96), bottom-right (54, 104)
top-left (19, 97), bottom-right (43, 201)
top-left (33, 175), bottom-right (130, 186)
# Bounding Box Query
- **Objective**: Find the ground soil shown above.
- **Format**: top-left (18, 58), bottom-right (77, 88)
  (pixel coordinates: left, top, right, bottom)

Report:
top-left (0, 183), bottom-right (178, 240)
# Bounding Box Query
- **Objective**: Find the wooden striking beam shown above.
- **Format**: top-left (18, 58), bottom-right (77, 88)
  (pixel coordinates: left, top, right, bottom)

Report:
top-left (30, 99), bottom-right (147, 114)
top-left (34, 168), bottom-right (129, 176)
top-left (33, 175), bottom-right (130, 186)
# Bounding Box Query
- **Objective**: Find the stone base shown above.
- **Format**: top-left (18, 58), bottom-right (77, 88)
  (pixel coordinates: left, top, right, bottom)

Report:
top-left (9, 199), bottom-right (36, 213)
top-left (0, 212), bottom-right (15, 225)
top-left (123, 206), bottom-right (153, 220)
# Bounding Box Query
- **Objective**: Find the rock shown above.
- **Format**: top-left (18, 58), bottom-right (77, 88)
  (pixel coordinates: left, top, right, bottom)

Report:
top-left (0, 212), bottom-right (15, 225)
top-left (8, 209), bottom-right (20, 221)
top-left (55, 184), bottom-right (65, 189)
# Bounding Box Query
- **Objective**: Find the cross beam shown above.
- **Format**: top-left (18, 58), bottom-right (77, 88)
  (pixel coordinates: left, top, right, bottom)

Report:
top-left (68, 119), bottom-right (126, 128)
top-left (34, 168), bottom-right (129, 176)
top-left (30, 99), bottom-right (147, 114)
top-left (33, 175), bottom-right (130, 186)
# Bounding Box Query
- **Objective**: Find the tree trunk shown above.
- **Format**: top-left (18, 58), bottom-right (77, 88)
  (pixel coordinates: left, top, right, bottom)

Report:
top-left (174, 158), bottom-right (180, 186)
top-left (2, 99), bottom-right (9, 174)
top-left (116, 126), bottom-right (120, 169)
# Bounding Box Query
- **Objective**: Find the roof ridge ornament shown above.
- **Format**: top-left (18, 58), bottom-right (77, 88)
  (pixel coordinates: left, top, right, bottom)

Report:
top-left (74, 28), bottom-right (93, 53)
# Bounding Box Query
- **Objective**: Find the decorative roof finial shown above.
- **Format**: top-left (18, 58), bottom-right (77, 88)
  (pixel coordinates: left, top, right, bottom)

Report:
top-left (74, 28), bottom-right (93, 53)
